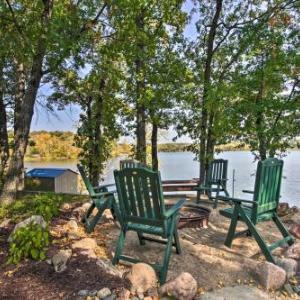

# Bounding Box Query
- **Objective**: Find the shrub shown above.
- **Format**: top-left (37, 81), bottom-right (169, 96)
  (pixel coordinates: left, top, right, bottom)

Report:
top-left (7, 222), bottom-right (49, 264)
top-left (8, 193), bottom-right (64, 222)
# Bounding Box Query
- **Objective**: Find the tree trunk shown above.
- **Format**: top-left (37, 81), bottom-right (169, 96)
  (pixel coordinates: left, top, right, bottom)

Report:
top-left (151, 122), bottom-right (158, 171)
top-left (0, 63), bottom-right (9, 185)
top-left (199, 0), bottom-right (223, 183)
top-left (90, 79), bottom-right (105, 186)
top-left (0, 0), bottom-right (53, 204)
top-left (135, 10), bottom-right (147, 164)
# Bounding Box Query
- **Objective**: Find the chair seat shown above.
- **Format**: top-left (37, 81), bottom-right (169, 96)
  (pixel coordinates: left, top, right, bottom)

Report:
top-left (127, 222), bottom-right (165, 235)
top-left (220, 206), bottom-right (275, 222)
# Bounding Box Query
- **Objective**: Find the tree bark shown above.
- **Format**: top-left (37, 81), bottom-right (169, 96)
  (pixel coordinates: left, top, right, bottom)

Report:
top-left (0, 63), bottom-right (9, 185)
top-left (151, 122), bottom-right (158, 171)
top-left (135, 10), bottom-right (147, 164)
top-left (0, 0), bottom-right (53, 204)
top-left (199, 0), bottom-right (223, 183)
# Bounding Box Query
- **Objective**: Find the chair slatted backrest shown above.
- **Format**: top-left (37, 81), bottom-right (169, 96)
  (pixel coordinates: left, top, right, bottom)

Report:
top-left (253, 158), bottom-right (283, 215)
top-left (77, 164), bottom-right (96, 197)
top-left (206, 159), bottom-right (228, 186)
top-left (120, 159), bottom-right (148, 170)
top-left (114, 167), bottom-right (166, 227)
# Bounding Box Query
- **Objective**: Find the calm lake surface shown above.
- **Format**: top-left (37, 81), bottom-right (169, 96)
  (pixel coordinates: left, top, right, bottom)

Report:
top-left (25, 151), bottom-right (300, 207)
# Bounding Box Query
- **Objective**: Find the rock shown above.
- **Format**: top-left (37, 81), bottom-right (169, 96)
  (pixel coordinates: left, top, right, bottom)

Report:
top-left (61, 203), bottom-right (71, 210)
top-left (199, 286), bottom-right (270, 300)
top-left (71, 238), bottom-right (97, 250)
top-left (117, 288), bottom-right (130, 300)
top-left (125, 263), bottom-right (157, 296)
top-left (52, 249), bottom-right (72, 273)
top-left (254, 261), bottom-right (286, 290)
top-left (277, 202), bottom-right (290, 216)
top-left (8, 215), bottom-right (47, 242)
top-left (103, 294), bottom-right (116, 300)
top-left (274, 257), bottom-right (297, 278)
top-left (96, 258), bottom-right (123, 278)
top-left (73, 202), bottom-right (91, 220)
top-left (159, 272), bottom-right (197, 300)
top-left (66, 219), bottom-right (78, 232)
top-left (0, 218), bottom-right (11, 228)
top-left (285, 242), bottom-right (300, 260)
top-left (78, 290), bottom-right (90, 296)
top-left (289, 223), bottom-right (300, 239)
top-left (97, 287), bottom-right (111, 299)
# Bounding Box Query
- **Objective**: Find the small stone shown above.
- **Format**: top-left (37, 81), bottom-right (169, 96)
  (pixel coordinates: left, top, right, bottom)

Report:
top-left (52, 249), bottom-right (72, 273)
top-left (289, 223), bottom-right (300, 239)
top-left (78, 290), bottom-right (90, 296)
top-left (96, 258), bottom-right (123, 278)
top-left (159, 272), bottom-right (197, 300)
top-left (81, 249), bottom-right (97, 259)
top-left (274, 257), bottom-right (297, 278)
top-left (117, 288), bottom-right (130, 300)
top-left (278, 202), bottom-right (290, 216)
top-left (97, 287), bottom-right (111, 299)
top-left (72, 238), bottom-right (97, 251)
top-left (284, 283), bottom-right (294, 295)
top-left (66, 219), bottom-right (78, 232)
top-left (285, 242), bottom-right (300, 260)
top-left (143, 297), bottom-right (152, 300)
top-left (125, 263), bottom-right (157, 296)
top-left (61, 203), bottom-right (71, 210)
top-left (103, 294), bottom-right (116, 300)
top-left (254, 261), bottom-right (286, 290)
top-left (89, 290), bottom-right (98, 296)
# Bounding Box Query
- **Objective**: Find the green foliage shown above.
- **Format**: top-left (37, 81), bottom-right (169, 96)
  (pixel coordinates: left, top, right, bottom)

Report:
top-left (6, 193), bottom-right (63, 222)
top-left (7, 223), bottom-right (49, 264)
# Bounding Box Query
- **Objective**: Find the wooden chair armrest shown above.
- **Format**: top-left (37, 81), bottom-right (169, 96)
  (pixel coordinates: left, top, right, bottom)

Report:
top-left (218, 195), bottom-right (257, 206)
top-left (164, 199), bottom-right (186, 219)
top-left (94, 183), bottom-right (116, 192)
top-left (242, 190), bottom-right (254, 194)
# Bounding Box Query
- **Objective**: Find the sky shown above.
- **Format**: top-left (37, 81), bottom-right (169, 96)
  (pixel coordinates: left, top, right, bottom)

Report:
top-left (30, 0), bottom-right (197, 143)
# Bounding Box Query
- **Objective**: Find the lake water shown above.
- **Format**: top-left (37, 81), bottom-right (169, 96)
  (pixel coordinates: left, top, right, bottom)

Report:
top-left (25, 151), bottom-right (300, 206)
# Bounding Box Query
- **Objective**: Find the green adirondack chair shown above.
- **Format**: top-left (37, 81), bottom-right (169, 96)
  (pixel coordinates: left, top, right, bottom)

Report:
top-left (195, 159), bottom-right (229, 208)
top-left (112, 167), bottom-right (185, 284)
top-left (218, 158), bottom-right (294, 264)
top-left (77, 164), bottom-right (118, 233)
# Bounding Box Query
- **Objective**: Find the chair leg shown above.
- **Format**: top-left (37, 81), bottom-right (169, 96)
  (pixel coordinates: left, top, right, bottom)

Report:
top-left (112, 227), bottom-right (127, 265)
top-left (173, 228), bottom-right (181, 255)
top-left (273, 214), bottom-right (295, 246)
top-left (86, 203), bottom-right (107, 233)
top-left (137, 232), bottom-right (146, 245)
top-left (224, 204), bottom-right (239, 248)
top-left (82, 201), bottom-right (95, 223)
top-left (160, 218), bottom-right (176, 284)
top-left (239, 207), bottom-right (275, 264)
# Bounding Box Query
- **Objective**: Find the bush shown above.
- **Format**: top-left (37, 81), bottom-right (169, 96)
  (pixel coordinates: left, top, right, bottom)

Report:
top-left (7, 222), bottom-right (49, 264)
top-left (8, 193), bottom-right (64, 222)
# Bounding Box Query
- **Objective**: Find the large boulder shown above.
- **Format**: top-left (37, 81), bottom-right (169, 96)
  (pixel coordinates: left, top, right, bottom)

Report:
top-left (52, 249), bottom-right (72, 273)
top-left (277, 203), bottom-right (290, 217)
top-left (274, 257), bottom-right (297, 278)
top-left (159, 272), bottom-right (197, 300)
top-left (72, 202), bottom-right (91, 220)
top-left (285, 242), bottom-right (300, 260)
top-left (254, 261), bottom-right (286, 290)
top-left (289, 223), bottom-right (300, 239)
top-left (8, 215), bottom-right (47, 242)
top-left (96, 258), bottom-right (123, 278)
top-left (124, 263), bottom-right (158, 296)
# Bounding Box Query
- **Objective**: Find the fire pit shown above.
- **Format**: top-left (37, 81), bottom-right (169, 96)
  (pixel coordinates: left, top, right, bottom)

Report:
top-left (176, 204), bottom-right (211, 229)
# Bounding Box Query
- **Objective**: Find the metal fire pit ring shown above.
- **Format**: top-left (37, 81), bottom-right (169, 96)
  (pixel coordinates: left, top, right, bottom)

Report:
top-left (176, 204), bottom-right (211, 229)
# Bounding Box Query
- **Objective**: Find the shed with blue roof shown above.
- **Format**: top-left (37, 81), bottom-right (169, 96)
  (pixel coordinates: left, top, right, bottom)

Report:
top-left (25, 168), bottom-right (78, 194)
